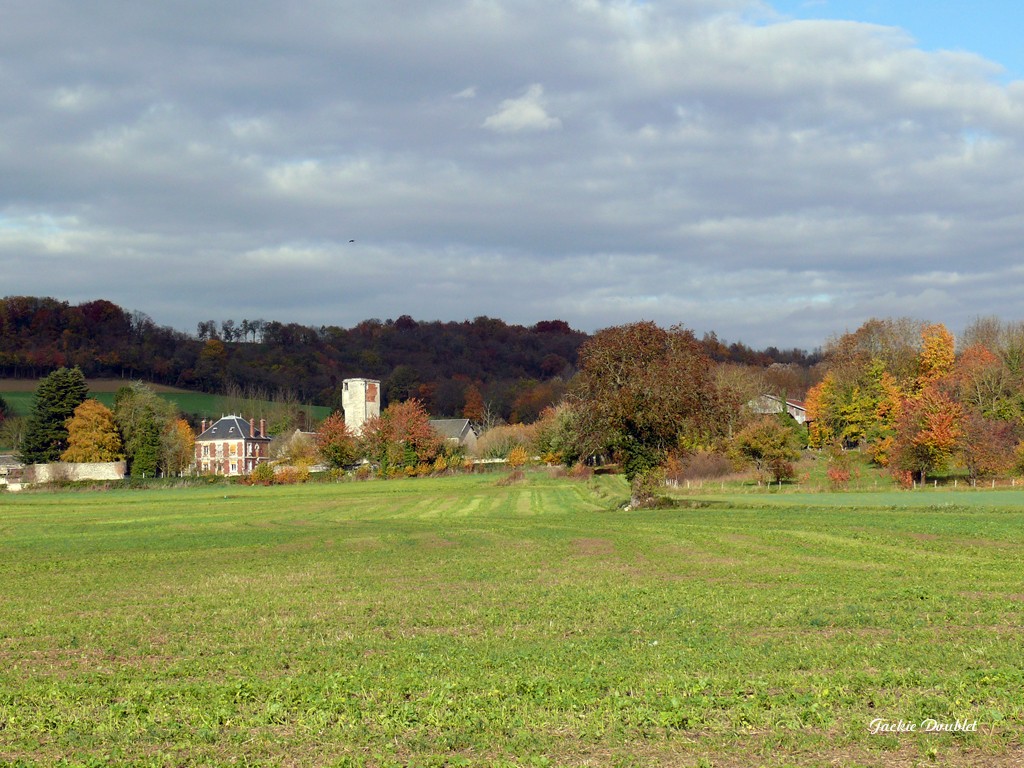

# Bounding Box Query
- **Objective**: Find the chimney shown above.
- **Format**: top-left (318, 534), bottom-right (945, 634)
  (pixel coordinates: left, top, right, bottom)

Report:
top-left (260, 419), bottom-right (266, 438)
top-left (249, 418), bottom-right (255, 438)
top-left (201, 419), bottom-right (208, 433)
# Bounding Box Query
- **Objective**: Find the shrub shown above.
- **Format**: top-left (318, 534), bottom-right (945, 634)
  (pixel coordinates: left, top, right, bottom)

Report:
top-left (568, 462), bottom-right (593, 481)
top-left (825, 442), bottom-right (853, 491)
top-left (664, 450), bottom-right (733, 484)
top-left (629, 467), bottom-right (667, 508)
top-left (249, 461), bottom-right (276, 486)
top-left (474, 423), bottom-right (538, 459)
top-left (507, 445), bottom-right (530, 469)
top-left (733, 416), bottom-right (802, 485)
top-left (890, 468), bottom-right (914, 489)
top-left (275, 465), bottom-right (310, 485)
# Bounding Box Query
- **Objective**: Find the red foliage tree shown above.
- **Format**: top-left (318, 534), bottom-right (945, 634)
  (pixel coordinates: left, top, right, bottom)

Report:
top-left (361, 399), bottom-right (443, 475)
top-left (315, 411), bottom-right (359, 468)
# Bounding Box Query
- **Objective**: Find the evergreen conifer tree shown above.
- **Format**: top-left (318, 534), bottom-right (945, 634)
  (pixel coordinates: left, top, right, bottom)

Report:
top-left (18, 367), bottom-right (89, 464)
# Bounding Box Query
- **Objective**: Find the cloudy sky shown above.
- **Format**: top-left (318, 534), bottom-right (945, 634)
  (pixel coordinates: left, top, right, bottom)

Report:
top-left (3, 0), bottom-right (1024, 350)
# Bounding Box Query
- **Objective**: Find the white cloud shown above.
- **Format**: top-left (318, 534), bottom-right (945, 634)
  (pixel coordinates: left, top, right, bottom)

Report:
top-left (483, 84), bottom-right (562, 133)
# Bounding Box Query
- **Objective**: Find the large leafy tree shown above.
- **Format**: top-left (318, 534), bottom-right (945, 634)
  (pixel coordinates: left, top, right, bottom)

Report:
top-left (19, 367), bottom-right (89, 464)
top-left (113, 382), bottom-right (177, 476)
top-left (571, 322), bottom-right (722, 505)
top-left (61, 399), bottom-right (124, 463)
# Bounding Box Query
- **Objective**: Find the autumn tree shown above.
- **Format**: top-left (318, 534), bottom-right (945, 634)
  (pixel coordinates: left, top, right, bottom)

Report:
top-left (19, 367), bottom-right (89, 464)
top-left (316, 411), bottom-right (359, 468)
top-left (161, 418), bottom-right (196, 476)
top-left (959, 412), bottom-right (1017, 483)
top-left (914, 323), bottom-right (956, 393)
top-left (962, 316), bottom-right (1024, 375)
top-left (571, 322), bottom-right (725, 506)
top-left (360, 399), bottom-right (443, 475)
top-left (462, 383), bottom-right (486, 425)
top-left (715, 363), bottom-right (766, 439)
top-left (61, 399), bottom-right (124, 463)
top-left (0, 417), bottom-right (26, 453)
top-left (734, 415), bottom-right (802, 484)
top-left (953, 344), bottom-right (1023, 422)
top-left (890, 382), bottom-right (963, 484)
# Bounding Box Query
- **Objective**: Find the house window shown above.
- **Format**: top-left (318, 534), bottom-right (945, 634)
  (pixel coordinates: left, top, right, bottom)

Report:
top-left (203, 444), bottom-right (209, 457)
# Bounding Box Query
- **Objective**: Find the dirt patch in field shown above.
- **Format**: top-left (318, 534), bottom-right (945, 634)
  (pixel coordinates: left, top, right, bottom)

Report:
top-left (343, 536), bottom-right (381, 551)
top-left (571, 537), bottom-right (614, 557)
top-left (417, 533), bottom-right (456, 549)
top-left (907, 532), bottom-right (940, 541)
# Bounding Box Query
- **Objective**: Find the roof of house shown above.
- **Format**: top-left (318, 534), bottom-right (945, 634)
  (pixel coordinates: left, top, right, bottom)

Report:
top-left (0, 454), bottom-right (23, 469)
top-left (429, 418), bottom-right (475, 440)
top-left (196, 415), bottom-right (272, 442)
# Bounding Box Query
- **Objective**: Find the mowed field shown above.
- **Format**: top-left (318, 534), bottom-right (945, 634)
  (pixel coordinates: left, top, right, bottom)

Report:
top-left (1, 475), bottom-right (1022, 767)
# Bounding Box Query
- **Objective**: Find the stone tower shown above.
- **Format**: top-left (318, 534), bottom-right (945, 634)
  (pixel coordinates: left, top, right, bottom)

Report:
top-left (342, 378), bottom-right (380, 435)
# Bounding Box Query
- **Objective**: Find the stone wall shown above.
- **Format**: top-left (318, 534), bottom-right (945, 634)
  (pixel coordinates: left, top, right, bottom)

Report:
top-left (28, 461), bottom-right (127, 484)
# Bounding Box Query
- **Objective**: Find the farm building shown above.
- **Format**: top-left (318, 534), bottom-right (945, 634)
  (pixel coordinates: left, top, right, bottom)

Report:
top-left (195, 415), bottom-right (272, 476)
top-left (749, 394), bottom-right (808, 425)
top-left (429, 418), bottom-right (478, 453)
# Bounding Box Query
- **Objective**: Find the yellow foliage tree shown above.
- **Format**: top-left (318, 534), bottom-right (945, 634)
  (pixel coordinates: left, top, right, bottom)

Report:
top-left (915, 323), bottom-right (955, 393)
top-left (61, 399), bottom-right (124, 463)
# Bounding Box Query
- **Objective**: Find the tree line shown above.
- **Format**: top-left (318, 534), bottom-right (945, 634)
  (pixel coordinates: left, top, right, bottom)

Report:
top-left (805, 317), bottom-right (1024, 485)
top-left (0, 296), bottom-right (818, 425)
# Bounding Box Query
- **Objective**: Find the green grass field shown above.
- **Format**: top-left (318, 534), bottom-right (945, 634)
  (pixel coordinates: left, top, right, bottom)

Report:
top-left (0, 379), bottom-right (331, 422)
top-left (1, 474), bottom-right (1022, 767)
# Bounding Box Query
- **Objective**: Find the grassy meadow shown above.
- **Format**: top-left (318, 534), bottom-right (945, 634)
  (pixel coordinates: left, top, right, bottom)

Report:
top-left (1, 473), bottom-right (1023, 767)
top-left (0, 379), bottom-right (331, 422)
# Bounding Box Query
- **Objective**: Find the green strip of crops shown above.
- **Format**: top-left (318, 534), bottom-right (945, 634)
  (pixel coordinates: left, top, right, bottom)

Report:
top-left (1, 475), bottom-right (1022, 767)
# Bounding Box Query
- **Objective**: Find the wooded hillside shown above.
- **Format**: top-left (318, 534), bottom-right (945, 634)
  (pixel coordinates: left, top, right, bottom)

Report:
top-left (0, 296), bottom-right (817, 421)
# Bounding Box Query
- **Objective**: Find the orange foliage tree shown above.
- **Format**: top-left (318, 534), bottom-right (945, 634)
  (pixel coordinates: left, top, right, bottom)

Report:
top-left (462, 384), bottom-right (485, 424)
top-left (890, 382), bottom-right (963, 483)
